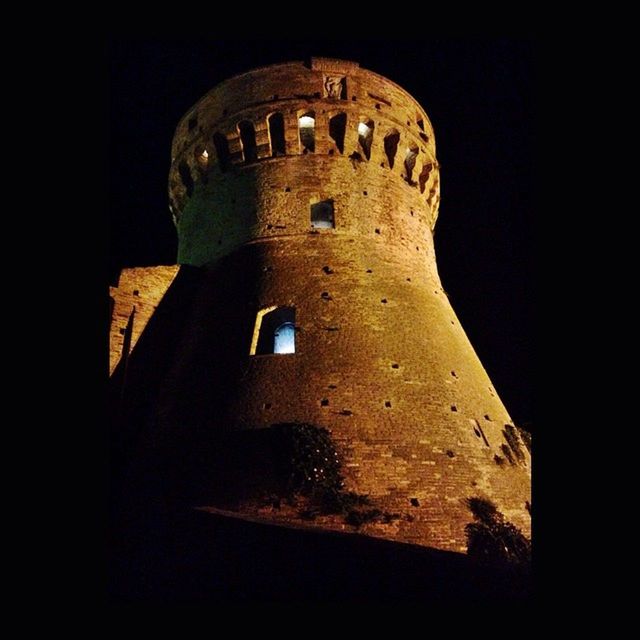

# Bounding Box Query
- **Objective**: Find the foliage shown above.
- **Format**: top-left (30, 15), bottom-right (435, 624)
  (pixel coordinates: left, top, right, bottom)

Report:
top-left (517, 426), bottom-right (532, 454)
top-left (273, 423), bottom-right (400, 528)
top-left (465, 497), bottom-right (531, 569)
top-left (503, 425), bottom-right (525, 463)
top-left (273, 423), bottom-right (343, 496)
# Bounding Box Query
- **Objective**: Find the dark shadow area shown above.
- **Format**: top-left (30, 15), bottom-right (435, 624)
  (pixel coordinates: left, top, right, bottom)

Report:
top-left (268, 112), bottom-right (286, 156)
top-left (109, 503), bottom-right (531, 604)
top-left (329, 112), bottom-right (347, 154)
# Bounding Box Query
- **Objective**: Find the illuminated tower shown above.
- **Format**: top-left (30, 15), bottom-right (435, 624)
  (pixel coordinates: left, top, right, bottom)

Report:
top-left (112, 58), bottom-right (530, 553)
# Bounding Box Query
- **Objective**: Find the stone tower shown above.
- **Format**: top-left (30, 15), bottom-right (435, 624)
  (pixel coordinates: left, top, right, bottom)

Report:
top-left (111, 58), bottom-right (531, 554)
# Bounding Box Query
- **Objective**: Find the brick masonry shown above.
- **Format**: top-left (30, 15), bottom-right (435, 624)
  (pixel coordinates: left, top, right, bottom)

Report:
top-left (111, 59), bottom-right (531, 554)
top-left (109, 265), bottom-right (179, 374)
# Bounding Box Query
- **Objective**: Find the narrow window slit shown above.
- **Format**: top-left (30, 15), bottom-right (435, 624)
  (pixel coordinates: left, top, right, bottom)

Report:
top-left (238, 120), bottom-right (257, 163)
top-left (358, 119), bottom-right (374, 160)
top-left (299, 112), bottom-right (315, 152)
top-left (268, 112), bottom-right (286, 156)
top-left (329, 112), bottom-right (347, 154)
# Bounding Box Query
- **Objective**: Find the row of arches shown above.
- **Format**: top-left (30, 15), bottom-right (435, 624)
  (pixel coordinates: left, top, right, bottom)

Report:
top-left (177, 111), bottom-right (437, 200)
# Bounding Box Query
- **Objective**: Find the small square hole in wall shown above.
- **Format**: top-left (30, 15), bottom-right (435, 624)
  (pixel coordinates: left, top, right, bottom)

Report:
top-left (384, 401), bottom-right (392, 408)
top-left (320, 399), bottom-right (329, 407)
top-left (188, 116), bottom-right (198, 131)
top-left (484, 414), bottom-right (491, 421)
top-left (310, 200), bottom-right (335, 229)
top-left (451, 405), bottom-right (458, 412)
top-left (133, 290), bottom-right (139, 297)
top-left (410, 498), bottom-right (420, 507)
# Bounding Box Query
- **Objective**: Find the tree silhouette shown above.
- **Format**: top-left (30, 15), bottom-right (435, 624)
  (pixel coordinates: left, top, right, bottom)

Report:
top-left (465, 497), bottom-right (531, 568)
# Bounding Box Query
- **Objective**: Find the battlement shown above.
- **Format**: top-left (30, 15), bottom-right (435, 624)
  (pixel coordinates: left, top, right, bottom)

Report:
top-left (169, 59), bottom-right (441, 268)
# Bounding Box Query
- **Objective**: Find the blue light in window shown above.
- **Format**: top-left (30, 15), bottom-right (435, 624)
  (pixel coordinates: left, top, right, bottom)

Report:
top-left (274, 322), bottom-right (295, 354)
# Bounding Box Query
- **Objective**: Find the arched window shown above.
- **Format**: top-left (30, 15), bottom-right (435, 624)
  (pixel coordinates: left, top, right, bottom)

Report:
top-left (329, 112), bottom-right (347, 154)
top-left (358, 119), bottom-right (375, 160)
top-left (238, 121), bottom-right (258, 163)
top-left (418, 162), bottom-right (433, 194)
top-left (250, 306), bottom-right (296, 355)
top-left (299, 112), bottom-right (315, 153)
top-left (404, 145), bottom-right (418, 183)
top-left (268, 112), bottom-right (286, 156)
top-left (383, 129), bottom-right (400, 168)
top-left (213, 132), bottom-right (230, 171)
top-left (178, 161), bottom-right (194, 197)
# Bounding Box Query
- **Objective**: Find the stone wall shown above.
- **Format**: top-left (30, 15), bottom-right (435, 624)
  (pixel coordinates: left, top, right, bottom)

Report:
top-left (109, 265), bottom-right (179, 375)
top-left (113, 59), bottom-right (531, 554)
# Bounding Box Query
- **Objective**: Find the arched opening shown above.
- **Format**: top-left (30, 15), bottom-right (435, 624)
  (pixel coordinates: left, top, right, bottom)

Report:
top-left (250, 306), bottom-right (296, 356)
top-left (310, 199), bottom-right (335, 229)
top-left (404, 145), bottom-right (418, 183)
top-left (213, 132), bottom-right (230, 171)
top-left (418, 162), bottom-right (433, 194)
top-left (329, 113), bottom-right (347, 154)
top-left (299, 112), bottom-right (315, 153)
top-left (358, 119), bottom-right (374, 160)
top-left (178, 161), bottom-right (194, 197)
top-left (383, 129), bottom-right (400, 168)
top-left (238, 120), bottom-right (258, 163)
top-left (268, 112), bottom-right (286, 156)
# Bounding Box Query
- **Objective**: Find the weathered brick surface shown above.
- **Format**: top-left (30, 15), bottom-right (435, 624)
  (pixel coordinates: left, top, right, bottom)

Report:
top-left (121, 59), bottom-right (531, 554)
top-left (109, 265), bottom-right (179, 374)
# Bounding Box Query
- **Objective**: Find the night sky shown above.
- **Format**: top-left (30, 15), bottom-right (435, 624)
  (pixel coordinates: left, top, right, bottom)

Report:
top-left (108, 39), bottom-right (534, 428)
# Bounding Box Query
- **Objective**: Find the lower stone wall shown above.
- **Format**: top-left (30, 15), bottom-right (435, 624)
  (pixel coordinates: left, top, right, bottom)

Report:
top-left (109, 265), bottom-right (180, 375)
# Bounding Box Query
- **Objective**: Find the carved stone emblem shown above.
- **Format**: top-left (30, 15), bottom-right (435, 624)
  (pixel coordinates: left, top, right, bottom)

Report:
top-left (324, 76), bottom-right (345, 99)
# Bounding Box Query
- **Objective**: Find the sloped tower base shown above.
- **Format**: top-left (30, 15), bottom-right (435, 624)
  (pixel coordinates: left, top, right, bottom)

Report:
top-left (110, 58), bottom-right (530, 563)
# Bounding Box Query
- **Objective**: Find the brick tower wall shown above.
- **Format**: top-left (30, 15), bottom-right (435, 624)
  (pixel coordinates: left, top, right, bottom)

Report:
top-left (156, 58), bottom-right (530, 553)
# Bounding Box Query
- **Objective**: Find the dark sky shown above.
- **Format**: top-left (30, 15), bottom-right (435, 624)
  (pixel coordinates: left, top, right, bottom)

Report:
top-left (108, 39), bottom-right (534, 428)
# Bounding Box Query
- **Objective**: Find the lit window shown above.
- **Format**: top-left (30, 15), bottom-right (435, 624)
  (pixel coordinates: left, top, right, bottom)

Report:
top-left (404, 145), bottom-right (418, 182)
top-left (310, 200), bottom-right (335, 229)
top-left (299, 113), bottom-right (315, 152)
top-left (274, 322), bottom-right (295, 354)
top-left (358, 119), bottom-right (374, 160)
top-left (250, 306), bottom-right (296, 355)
